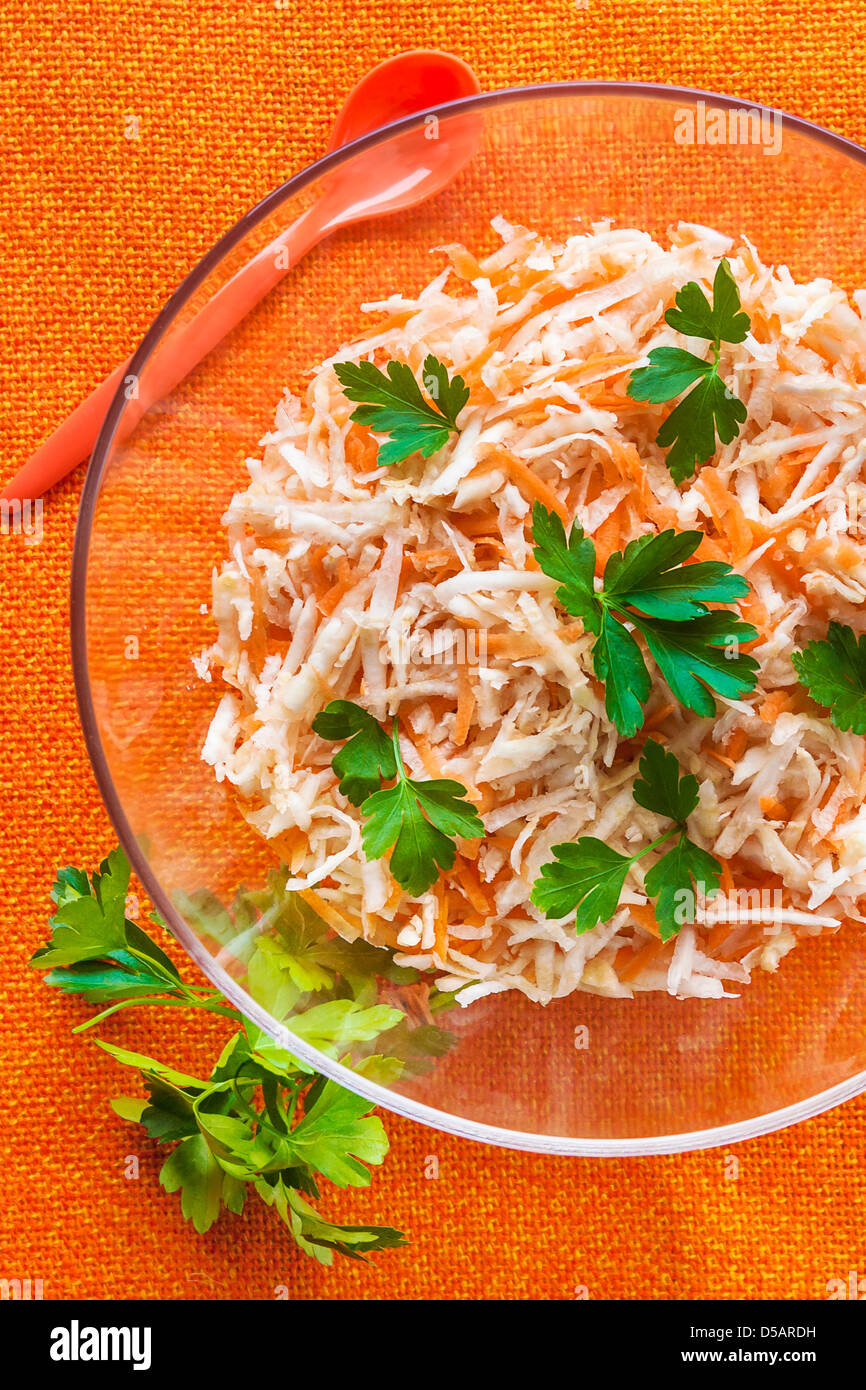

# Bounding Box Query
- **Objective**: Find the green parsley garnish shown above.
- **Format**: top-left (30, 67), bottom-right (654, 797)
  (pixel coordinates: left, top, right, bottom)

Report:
top-left (29, 848), bottom-right (441, 1264)
top-left (627, 259), bottom-right (750, 483)
top-left (334, 353), bottom-right (468, 467)
top-left (531, 739), bottom-right (722, 940)
top-left (531, 503), bottom-right (760, 737)
top-left (310, 699), bottom-right (397, 805)
top-left (792, 621), bottom-right (866, 734)
top-left (313, 700), bottom-right (484, 896)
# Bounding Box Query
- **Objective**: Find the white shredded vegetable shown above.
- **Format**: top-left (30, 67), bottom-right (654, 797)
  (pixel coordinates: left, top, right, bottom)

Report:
top-left (200, 219), bottom-right (866, 1004)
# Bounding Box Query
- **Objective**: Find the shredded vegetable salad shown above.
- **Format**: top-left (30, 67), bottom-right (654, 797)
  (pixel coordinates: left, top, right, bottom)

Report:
top-left (199, 218), bottom-right (866, 1005)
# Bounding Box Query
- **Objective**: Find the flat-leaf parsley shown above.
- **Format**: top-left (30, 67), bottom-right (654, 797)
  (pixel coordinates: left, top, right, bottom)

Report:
top-left (627, 259), bottom-right (750, 483)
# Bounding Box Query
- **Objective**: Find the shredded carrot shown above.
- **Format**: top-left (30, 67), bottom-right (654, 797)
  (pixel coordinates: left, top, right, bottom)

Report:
top-left (628, 902), bottom-right (662, 937)
top-left (759, 448), bottom-right (819, 511)
top-left (698, 468), bottom-right (754, 561)
top-left (407, 727), bottom-right (445, 779)
top-left (644, 702), bottom-right (677, 732)
top-left (478, 447), bottom-right (568, 521)
top-left (618, 935), bottom-right (668, 982)
top-left (705, 920), bottom-right (737, 956)
top-left (440, 243), bottom-right (483, 281)
top-left (453, 661), bottom-right (476, 747)
top-left (453, 859), bottom-right (490, 915)
top-left (317, 563), bottom-right (355, 616)
top-left (270, 827), bottom-right (306, 855)
top-left (452, 936), bottom-right (487, 958)
top-left (455, 511), bottom-right (508, 538)
top-left (384, 881), bottom-right (404, 911)
top-left (716, 923), bottom-right (769, 961)
top-left (763, 544), bottom-right (808, 598)
top-left (344, 424), bottom-right (379, 472)
top-left (408, 547), bottom-right (459, 570)
top-left (298, 889), bottom-right (363, 938)
top-left (703, 745), bottom-right (736, 771)
top-left (306, 543), bottom-right (330, 593)
top-left (484, 632), bottom-right (545, 658)
top-left (760, 795), bottom-right (790, 821)
top-left (433, 884), bottom-right (449, 958)
top-left (592, 500), bottom-right (624, 570)
top-left (760, 690), bottom-right (792, 723)
top-left (724, 729), bottom-right (748, 763)
top-left (459, 834), bottom-right (480, 861)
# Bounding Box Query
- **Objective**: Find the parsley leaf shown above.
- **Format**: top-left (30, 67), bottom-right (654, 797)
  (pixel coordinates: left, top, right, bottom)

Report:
top-left (531, 740), bottom-right (721, 940)
top-left (159, 1133), bottom-right (231, 1234)
top-left (530, 838), bottom-right (632, 933)
top-left (644, 831), bottom-right (722, 941)
top-left (363, 774), bottom-right (483, 897)
top-left (632, 735), bottom-right (700, 821)
top-left (288, 998), bottom-right (404, 1055)
top-left (30, 848), bottom-right (184, 1000)
top-left (592, 609), bottom-right (651, 736)
top-left (316, 702), bottom-right (484, 895)
top-left (312, 699), bottom-right (397, 805)
top-left (31, 848), bottom-right (416, 1264)
top-left (632, 610), bottom-right (760, 717)
top-left (628, 259), bottom-right (750, 483)
top-left (525, 503), bottom-right (600, 630)
top-left (665, 260), bottom-right (750, 343)
top-left (100, 1023), bottom-right (405, 1256)
top-left (792, 621), bottom-right (866, 734)
top-left (261, 1183), bottom-right (406, 1265)
top-left (531, 504), bottom-right (759, 736)
top-left (287, 1078), bottom-right (388, 1187)
top-left (604, 527), bottom-right (749, 620)
top-left (655, 372), bottom-right (748, 485)
top-left (334, 353), bottom-right (468, 467)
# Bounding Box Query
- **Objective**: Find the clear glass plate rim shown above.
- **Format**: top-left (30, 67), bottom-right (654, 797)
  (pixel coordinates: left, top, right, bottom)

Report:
top-left (70, 79), bottom-right (866, 1156)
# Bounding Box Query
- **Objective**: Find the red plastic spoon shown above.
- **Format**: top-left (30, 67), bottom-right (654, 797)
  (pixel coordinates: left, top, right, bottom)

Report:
top-left (4, 50), bottom-right (480, 505)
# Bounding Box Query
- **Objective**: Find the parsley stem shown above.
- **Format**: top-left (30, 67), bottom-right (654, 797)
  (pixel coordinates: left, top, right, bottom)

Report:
top-left (72, 993), bottom-right (243, 1033)
top-left (227, 1079), bottom-right (267, 1129)
top-left (284, 1085), bottom-right (300, 1129)
top-left (627, 824), bottom-right (681, 866)
top-left (390, 717), bottom-right (407, 781)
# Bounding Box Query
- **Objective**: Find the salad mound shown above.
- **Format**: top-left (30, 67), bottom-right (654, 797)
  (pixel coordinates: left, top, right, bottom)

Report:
top-left (199, 218), bottom-right (866, 1005)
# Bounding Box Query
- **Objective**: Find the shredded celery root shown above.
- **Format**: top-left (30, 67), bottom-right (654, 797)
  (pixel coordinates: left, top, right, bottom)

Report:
top-left (199, 218), bottom-right (866, 1004)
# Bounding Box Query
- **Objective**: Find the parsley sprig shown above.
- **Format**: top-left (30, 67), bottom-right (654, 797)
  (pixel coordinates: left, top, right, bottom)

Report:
top-left (30, 848), bottom-right (236, 1024)
top-left (29, 849), bottom-right (458, 1264)
top-left (334, 354), bottom-right (468, 467)
top-left (531, 503), bottom-right (760, 737)
top-left (792, 621), bottom-right (866, 734)
top-left (531, 740), bottom-right (722, 940)
top-left (313, 700), bottom-right (484, 896)
top-left (627, 259), bottom-right (750, 483)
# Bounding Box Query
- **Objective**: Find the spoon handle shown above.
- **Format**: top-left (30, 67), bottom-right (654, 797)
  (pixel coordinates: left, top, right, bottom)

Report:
top-left (2, 204), bottom-right (327, 505)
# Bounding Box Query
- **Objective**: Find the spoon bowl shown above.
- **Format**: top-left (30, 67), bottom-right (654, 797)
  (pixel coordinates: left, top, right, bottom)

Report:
top-left (4, 50), bottom-right (480, 504)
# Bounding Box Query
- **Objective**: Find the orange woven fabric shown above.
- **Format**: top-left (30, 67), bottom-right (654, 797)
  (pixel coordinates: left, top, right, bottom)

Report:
top-left (3, 0), bottom-right (866, 1301)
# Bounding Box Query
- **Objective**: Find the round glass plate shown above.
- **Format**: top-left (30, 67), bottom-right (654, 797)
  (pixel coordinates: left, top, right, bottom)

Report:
top-left (72, 82), bottom-right (866, 1155)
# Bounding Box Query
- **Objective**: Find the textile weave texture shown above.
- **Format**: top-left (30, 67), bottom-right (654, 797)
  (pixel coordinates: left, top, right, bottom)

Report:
top-left (1, 0), bottom-right (865, 1300)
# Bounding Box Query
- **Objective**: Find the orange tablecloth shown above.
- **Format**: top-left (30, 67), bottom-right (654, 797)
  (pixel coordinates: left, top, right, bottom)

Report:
top-left (2, 0), bottom-right (865, 1300)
